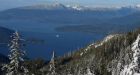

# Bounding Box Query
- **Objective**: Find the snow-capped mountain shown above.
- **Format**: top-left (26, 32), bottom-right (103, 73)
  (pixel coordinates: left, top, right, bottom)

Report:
top-left (20, 3), bottom-right (67, 10)
top-left (16, 3), bottom-right (140, 12)
top-left (65, 5), bottom-right (86, 11)
top-left (20, 3), bottom-right (86, 11)
top-left (136, 4), bottom-right (140, 8)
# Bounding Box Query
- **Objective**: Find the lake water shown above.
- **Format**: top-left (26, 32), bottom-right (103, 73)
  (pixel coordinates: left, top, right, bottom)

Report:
top-left (22, 31), bottom-right (105, 60)
top-left (0, 20), bottom-right (106, 60)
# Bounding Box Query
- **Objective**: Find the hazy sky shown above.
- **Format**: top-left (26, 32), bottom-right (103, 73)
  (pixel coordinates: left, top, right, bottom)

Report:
top-left (0, 0), bottom-right (140, 10)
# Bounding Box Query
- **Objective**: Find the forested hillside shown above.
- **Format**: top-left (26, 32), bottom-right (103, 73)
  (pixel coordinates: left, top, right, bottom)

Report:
top-left (49, 28), bottom-right (140, 75)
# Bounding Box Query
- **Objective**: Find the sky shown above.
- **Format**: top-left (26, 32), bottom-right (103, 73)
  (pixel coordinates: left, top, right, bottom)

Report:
top-left (0, 0), bottom-right (140, 10)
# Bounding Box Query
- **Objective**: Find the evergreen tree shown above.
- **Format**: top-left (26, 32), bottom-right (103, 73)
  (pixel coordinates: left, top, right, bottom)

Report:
top-left (49, 51), bottom-right (56, 75)
top-left (2, 31), bottom-right (29, 75)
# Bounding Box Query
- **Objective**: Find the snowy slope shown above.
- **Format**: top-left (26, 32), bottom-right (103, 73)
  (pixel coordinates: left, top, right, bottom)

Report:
top-left (120, 34), bottom-right (140, 75)
top-left (94, 34), bottom-right (121, 48)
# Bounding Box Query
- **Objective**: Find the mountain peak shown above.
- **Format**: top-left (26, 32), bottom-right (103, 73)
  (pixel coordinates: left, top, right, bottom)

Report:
top-left (65, 4), bottom-right (85, 11)
top-left (19, 3), bottom-right (67, 10)
top-left (18, 3), bottom-right (140, 11)
top-left (18, 3), bottom-right (87, 11)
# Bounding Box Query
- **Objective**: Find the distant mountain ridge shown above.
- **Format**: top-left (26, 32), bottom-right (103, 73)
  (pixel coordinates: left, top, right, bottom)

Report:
top-left (17, 3), bottom-right (140, 11)
top-left (0, 3), bottom-right (140, 34)
top-left (19, 3), bottom-right (68, 10)
top-left (0, 4), bottom-right (140, 22)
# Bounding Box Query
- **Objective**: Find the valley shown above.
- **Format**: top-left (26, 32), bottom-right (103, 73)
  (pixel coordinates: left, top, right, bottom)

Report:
top-left (0, 3), bottom-right (140, 60)
top-left (0, 0), bottom-right (140, 74)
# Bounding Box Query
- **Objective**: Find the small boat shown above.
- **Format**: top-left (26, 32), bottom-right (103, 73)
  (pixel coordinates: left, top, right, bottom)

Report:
top-left (56, 34), bottom-right (59, 38)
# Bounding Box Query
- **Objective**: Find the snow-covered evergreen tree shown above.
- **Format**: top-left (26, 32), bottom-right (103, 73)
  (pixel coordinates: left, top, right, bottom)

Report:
top-left (120, 34), bottom-right (140, 75)
top-left (2, 31), bottom-right (29, 75)
top-left (49, 51), bottom-right (56, 75)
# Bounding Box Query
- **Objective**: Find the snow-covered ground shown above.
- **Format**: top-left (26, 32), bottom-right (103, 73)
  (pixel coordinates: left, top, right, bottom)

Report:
top-left (80, 34), bottom-right (120, 56)
top-left (120, 34), bottom-right (140, 75)
top-left (94, 34), bottom-right (120, 48)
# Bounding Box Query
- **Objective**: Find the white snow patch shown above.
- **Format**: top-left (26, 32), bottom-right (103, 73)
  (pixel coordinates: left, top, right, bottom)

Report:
top-left (94, 34), bottom-right (119, 48)
top-left (86, 68), bottom-right (95, 75)
top-left (80, 43), bottom-right (94, 56)
top-left (80, 52), bottom-right (83, 56)
top-left (94, 43), bottom-right (103, 48)
top-left (71, 6), bottom-right (83, 10)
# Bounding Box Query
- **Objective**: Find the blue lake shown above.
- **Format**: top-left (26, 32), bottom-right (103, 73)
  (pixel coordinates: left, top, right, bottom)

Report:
top-left (22, 31), bottom-right (105, 59)
top-left (0, 31), bottom-right (105, 60)
top-left (0, 20), bottom-right (106, 60)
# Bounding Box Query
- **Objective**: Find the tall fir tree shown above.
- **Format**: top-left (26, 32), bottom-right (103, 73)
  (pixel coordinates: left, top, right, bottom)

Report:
top-left (49, 51), bottom-right (56, 75)
top-left (2, 31), bottom-right (29, 75)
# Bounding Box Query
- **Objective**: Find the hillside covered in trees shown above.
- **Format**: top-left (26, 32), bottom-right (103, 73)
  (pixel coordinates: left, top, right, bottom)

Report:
top-left (1, 28), bottom-right (140, 75)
